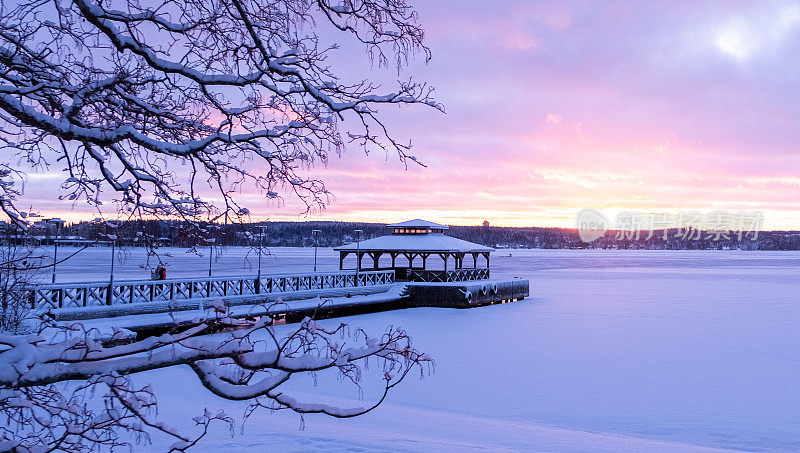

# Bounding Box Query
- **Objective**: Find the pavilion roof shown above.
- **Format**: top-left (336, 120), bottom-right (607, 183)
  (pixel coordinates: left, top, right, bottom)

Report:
top-left (386, 219), bottom-right (449, 230)
top-left (334, 233), bottom-right (493, 253)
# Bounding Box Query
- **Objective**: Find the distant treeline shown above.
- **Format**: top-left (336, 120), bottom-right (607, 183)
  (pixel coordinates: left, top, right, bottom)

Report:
top-left (449, 225), bottom-right (800, 250)
top-left (14, 219), bottom-right (800, 251)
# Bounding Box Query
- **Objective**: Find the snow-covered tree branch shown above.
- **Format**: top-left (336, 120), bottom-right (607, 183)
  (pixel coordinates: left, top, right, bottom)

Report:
top-left (0, 313), bottom-right (430, 451)
top-left (0, 1), bottom-right (435, 450)
top-left (0, 0), bottom-right (440, 223)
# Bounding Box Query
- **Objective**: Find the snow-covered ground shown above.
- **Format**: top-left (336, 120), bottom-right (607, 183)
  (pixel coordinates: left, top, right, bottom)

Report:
top-left (37, 248), bottom-right (800, 451)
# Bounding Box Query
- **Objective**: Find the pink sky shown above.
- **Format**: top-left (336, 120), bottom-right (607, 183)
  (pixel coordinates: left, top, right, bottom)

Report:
top-left (26, 1), bottom-right (800, 228)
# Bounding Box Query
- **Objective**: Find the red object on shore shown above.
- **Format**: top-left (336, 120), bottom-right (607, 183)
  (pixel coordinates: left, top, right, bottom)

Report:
top-left (153, 265), bottom-right (167, 280)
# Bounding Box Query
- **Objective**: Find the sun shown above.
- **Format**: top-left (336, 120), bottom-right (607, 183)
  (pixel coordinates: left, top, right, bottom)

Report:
top-left (714, 4), bottom-right (800, 61)
top-left (715, 24), bottom-right (753, 60)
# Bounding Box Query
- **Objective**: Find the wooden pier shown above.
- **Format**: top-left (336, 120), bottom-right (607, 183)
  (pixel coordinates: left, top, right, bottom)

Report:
top-left (37, 271), bottom-right (529, 335)
top-left (407, 278), bottom-right (529, 308)
top-left (31, 219), bottom-right (530, 330)
top-left (88, 278), bottom-right (529, 336)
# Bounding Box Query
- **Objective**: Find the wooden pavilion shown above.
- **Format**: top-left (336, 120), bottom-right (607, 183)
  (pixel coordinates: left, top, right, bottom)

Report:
top-left (334, 220), bottom-right (493, 282)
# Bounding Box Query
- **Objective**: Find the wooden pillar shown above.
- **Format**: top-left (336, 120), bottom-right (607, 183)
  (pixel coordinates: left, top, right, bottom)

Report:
top-left (370, 252), bottom-right (381, 269)
top-left (472, 252), bottom-right (478, 268)
top-left (404, 252), bottom-right (414, 268)
top-left (390, 252), bottom-right (399, 268)
top-left (421, 252), bottom-right (429, 269)
top-left (339, 251), bottom-right (346, 270)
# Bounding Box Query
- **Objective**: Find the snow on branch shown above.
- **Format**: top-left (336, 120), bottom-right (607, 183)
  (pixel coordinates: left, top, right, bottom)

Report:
top-left (0, 0), bottom-right (441, 223)
top-left (0, 313), bottom-right (430, 451)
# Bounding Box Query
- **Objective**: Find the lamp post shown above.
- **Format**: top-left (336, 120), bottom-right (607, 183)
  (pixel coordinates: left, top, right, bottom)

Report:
top-left (106, 221), bottom-right (119, 285)
top-left (206, 224), bottom-right (218, 278)
top-left (109, 237), bottom-right (116, 285)
top-left (255, 225), bottom-right (266, 293)
top-left (257, 228), bottom-right (263, 281)
top-left (106, 220), bottom-right (119, 305)
top-left (207, 238), bottom-right (215, 277)
top-left (48, 220), bottom-right (60, 284)
top-left (354, 229), bottom-right (363, 285)
top-left (312, 229), bottom-right (321, 273)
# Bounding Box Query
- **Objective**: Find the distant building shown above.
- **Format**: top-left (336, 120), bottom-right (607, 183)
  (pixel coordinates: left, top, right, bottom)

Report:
top-left (482, 220), bottom-right (490, 228)
top-left (32, 218), bottom-right (66, 233)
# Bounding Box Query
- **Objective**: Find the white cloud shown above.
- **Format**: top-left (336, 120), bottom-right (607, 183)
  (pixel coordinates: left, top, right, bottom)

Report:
top-left (546, 113), bottom-right (562, 124)
top-left (714, 3), bottom-right (800, 60)
top-left (534, 169), bottom-right (596, 189)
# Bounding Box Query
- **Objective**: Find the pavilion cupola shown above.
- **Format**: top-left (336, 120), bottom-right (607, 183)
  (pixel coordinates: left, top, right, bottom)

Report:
top-left (387, 219), bottom-right (449, 235)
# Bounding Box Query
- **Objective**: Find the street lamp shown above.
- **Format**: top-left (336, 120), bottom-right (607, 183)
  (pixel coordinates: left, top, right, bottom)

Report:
top-left (105, 220), bottom-right (120, 305)
top-left (255, 225), bottom-right (267, 292)
top-left (110, 236), bottom-right (116, 284)
top-left (311, 229), bottom-right (321, 273)
top-left (205, 224), bottom-right (219, 277)
top-left (207, 238), bottom-right (215, 277)
top-left (47, 219), bottom-right (61, 284)
top-left (107, 221), bottom-right (120, 284)
top-left (354, 229), bottom-right (363, 284)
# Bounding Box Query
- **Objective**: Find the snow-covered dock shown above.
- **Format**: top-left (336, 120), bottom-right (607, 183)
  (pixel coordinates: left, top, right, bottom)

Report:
top-left (33, 219), bottom-right (531, 329)
top-left (49, 277), bottom-right (529, 333)
top-left (68, 284), bottom-right (413, 334)
top-left (407, 278), bottom-right (529, 308)
top-left (48, 283), bottom-right (397, 322)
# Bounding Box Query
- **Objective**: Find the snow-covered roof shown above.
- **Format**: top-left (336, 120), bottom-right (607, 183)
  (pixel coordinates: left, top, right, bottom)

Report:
top-left (386, 219), bottom-right (449, 230)
top-left (334, 233), bottom-right (493, 253)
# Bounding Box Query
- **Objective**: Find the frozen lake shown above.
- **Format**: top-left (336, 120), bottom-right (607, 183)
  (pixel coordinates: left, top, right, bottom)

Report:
top-left (34, 245), bottom-right (346, 283)
top-left (40, 247), bottom-right (800, 451)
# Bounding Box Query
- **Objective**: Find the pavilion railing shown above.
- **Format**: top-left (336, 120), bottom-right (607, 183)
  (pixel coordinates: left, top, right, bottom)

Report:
top-left (407, 268), bottom-right (489, 283)
top-left (28, 270), bottom-right (395, 310)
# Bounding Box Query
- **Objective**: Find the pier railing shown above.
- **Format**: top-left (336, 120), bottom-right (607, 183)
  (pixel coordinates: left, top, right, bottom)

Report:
top-left (28, 270), bottom-right (395, 309)
top-left (407, 268), bottom-right (489, 283)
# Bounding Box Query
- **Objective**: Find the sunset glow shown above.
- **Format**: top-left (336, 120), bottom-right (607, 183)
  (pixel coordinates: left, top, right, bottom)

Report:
top-left (26, 1), bottom-right (800, 229)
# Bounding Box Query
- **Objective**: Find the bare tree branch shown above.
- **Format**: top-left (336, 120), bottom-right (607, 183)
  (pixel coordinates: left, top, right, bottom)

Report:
top-left (0, 0), bottom-right (441, 225)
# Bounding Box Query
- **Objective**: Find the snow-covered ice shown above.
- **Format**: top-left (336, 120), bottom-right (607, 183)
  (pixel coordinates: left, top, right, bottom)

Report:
top-left (28, 248), bottom-right (800, 451)
top-left (34, 246), bottom-right (344, 283)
